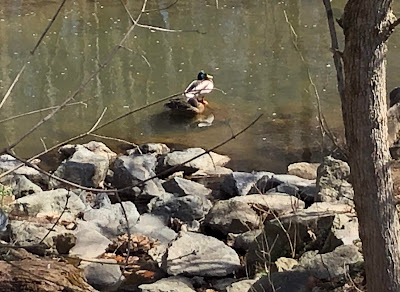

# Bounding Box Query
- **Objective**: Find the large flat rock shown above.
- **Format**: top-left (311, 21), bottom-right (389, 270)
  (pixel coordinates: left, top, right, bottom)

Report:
top-left (163, 231), bottom-right (240, 277)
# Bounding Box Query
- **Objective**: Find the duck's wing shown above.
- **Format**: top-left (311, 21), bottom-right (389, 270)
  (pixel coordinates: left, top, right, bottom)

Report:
top-left (191, 80), bottom-right (214, 95)
top-left (184, 80), bottom-right (201, 99)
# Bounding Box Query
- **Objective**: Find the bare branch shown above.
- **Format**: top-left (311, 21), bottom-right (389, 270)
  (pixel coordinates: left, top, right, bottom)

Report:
top-left (143, 0), bottom-right (179, 13)
top-left (322, 0), bottom-right (345, 100)
top-left (88, 107), bottom-right (108, 133)
top-left (89, 133), bottom-right (138, 148)
top-left (120, 0), bottom-right (205, 34)
top-left (31, 0), bottom-right (67, 55)
top-left (0, 64), bottom-right (27, 111)
top-left (38, 192), bottom-right (70, 245)
top-left (0, 101), bottom-right (87, 125)
top-left (283, 9), bottom-right (346, 157)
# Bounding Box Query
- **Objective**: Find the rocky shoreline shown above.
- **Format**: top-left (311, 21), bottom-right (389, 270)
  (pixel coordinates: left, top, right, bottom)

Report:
top-left (0, 141), bottom-right (362, 292)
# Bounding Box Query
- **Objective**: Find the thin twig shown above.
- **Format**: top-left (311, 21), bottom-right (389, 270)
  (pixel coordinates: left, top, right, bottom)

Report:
top-left (31, 0), bottom-right (67, 55)
top-left (283, 10), bottom-right (346, 157)
top-left (89, 133), bottom-right (137, 147)
top-left (113, 190), bottom-right (131, 274)
top-left (0, 64), bottom-right (27, 111)
top-left (120, 0), bottom-right (204, 34)
top-left (38, 192), bottom-right (70, 245)
top-left (39, 138), bottom-right (47, 152)
top-left (0, 101), bottom-right (87, 124)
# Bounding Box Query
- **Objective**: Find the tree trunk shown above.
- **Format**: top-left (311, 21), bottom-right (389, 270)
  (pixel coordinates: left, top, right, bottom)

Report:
top-left (342, 1), bottom-right (400, 291)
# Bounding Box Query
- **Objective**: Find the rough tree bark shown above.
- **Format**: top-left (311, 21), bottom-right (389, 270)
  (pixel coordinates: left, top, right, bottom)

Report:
top-left (342, 0), bottom-right (400, 291)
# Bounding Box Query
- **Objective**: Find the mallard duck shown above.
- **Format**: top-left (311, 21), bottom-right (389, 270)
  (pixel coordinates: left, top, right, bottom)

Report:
top-left (165, 71), bottom-right (214, 115)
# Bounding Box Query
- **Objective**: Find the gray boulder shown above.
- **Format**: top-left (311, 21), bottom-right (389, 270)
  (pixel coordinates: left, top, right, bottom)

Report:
top-left (132, 213), bottom-right (177, 264)
top-left (0, 209), bottom-right (8, 232)
top-left (11, 189), bottom-right (85, 221)
top-left (0, 174), bottom-right (42, 198)
top-left (222, 171), bottom-right (274, 197)
top-left (205, 194), bottom-right (304, 236)
top-left (132, 213), bottom-right (177, 245)
top-left (139, 276), bottom-right (195, 292)
top-left (83, 259), bottom-right (123, 290)
top-left (113, 154), bottom-right (166, 199)
top-left (0, 154), bottom-right (44, 184)
top-left (150, 194), bottom-right (212, 223)
top-left (228, 229), bottom-right (263, 251)
top-left (163, 231), bottom-right (240, 277)
top-left (298, 245), bottom-right (362, 279)
top-left (204, 199), bottom-right (260, 235)
top-left (287, 162), bottom-right (320, 180)
top-left (82, 141), bottom-right (117, 164)
top-left (83, 201), bottom-right (140, 237)
top-left (316, 156), bottom-right (354, 204)
top-left (70, 223), bottom-right (112, 258)
top-left (162, 177), bottom-right (212, 198)
top-left (256, 174), bottom-right (316, 196)
top-left (158, 148), bottom-right (230, 174)
top-left (250, 270), bottom-right (314, 292)
top-left (10, 220), bottom-right (66, 247)
top-left (50, 145), bottom-right (110, 188)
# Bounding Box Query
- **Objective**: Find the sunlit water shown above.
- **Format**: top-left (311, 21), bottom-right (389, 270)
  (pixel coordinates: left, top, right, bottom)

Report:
top-left (0, 0), bottom-right (399, 172)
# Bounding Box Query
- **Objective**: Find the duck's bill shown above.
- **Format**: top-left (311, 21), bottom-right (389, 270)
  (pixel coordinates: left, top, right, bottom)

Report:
top-left (206, 74), bottom-right (214, 79)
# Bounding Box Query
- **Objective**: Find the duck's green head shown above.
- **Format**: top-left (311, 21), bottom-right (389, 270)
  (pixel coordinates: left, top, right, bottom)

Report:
top-left (197, 70), bottom-right (213, 80)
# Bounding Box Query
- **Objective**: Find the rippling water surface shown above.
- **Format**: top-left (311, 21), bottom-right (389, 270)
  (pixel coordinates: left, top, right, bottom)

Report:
top-left (1, 0), bottom-right (399, 172)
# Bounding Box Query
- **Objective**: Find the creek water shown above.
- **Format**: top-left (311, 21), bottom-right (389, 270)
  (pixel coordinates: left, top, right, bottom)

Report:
top-left (0, 0), bottom-right (399, 172)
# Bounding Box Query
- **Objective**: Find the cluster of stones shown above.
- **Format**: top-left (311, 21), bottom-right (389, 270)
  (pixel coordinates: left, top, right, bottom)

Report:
top-left (0, 141), bottom-right (361, 291)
